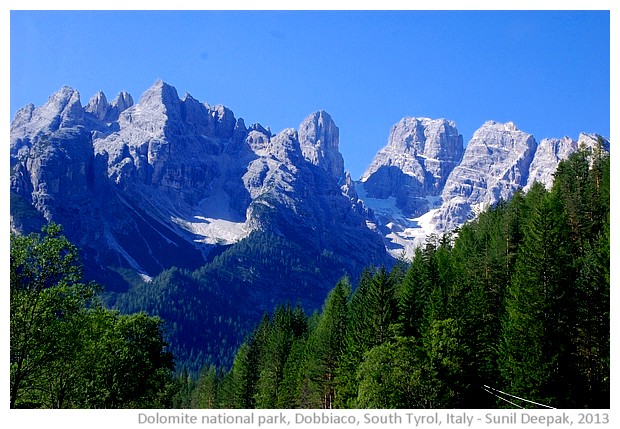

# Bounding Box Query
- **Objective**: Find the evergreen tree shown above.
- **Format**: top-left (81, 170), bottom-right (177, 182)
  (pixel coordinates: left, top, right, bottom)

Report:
top-left (277, 336), bottom-right (308, 408)
top-left (550, 149), bottom-right (610, 407)
top-left (499, 182), bottom-right (572, 407)
top-left (420, 318), bottom-right (463, 408)
top-left (255, 304), bottom-right (303, 408)
top-left (367, 266), bottom-right (398, 345)
top-left (398, 248), bottom-right (431, 338)
top-left (171, 369), bottom-right (194, 408)
top-left (356, 337), bottom-right (425, 408)
top-left (191, 365), bottom-right (221, 408)
top-left (181, 150), bottom-right (611, 410)
top-left (299, 279), bottom-right (349, 408)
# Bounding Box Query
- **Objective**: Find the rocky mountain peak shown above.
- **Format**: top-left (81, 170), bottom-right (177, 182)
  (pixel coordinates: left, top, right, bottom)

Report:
top-left (11, 86), bottom-right (84, 148)
top-left (47, 85), bottom-right (82, 113)
top-left (10, 80), bottom-right (610, 307)
top-left (112, 80), bottom-right (179, 137)
top-left (298, 110), bottom-right (344, 180)
top-left (133, 79), bottom-right (183, 121)
top-left (577, 132), bottom-right (610, 151)
top-left (84, 90), bottom-right (135, 123)
top-left (482, 120), bottom-right (519, 132)
top-left (43, 85), bottom-right (84, 129)
top-left (524, 132), bottom-right (610, 192)
top-left (109, 91), bottom-right (134, 118)
top-left (359, 116), bottom-right (463, 219)
top-left (361, 117), bottom-right (463, 184)
top-left (85, 91), bottom-right (109, 120)
top-left (385, 117), bottom-right (456, 152)
top-left (525, 136), bottom-right (576, 191)
top-left (432, 121), bottom-right (537, 231)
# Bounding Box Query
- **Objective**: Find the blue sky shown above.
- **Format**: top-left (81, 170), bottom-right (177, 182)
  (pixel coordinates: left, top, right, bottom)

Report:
top-left (10, 9), bottom-right (610, 180)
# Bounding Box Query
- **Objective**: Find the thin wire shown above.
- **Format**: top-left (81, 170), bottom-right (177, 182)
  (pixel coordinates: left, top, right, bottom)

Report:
top-left (483, 385), bottom-right (556, 409)
top-left (482, 386), bottom-right (524, 409)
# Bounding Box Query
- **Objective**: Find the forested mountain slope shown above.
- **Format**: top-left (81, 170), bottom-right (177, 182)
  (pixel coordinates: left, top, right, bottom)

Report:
top-left (179, 148), bottom-right (609, 409)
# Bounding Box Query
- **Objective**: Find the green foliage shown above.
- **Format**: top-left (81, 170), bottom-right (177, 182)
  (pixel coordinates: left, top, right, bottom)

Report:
top-left (356, 337), bottom-right (424, 408)
top-left (298, 279), bottom-right (350, 408)
top-left (191, 365), bottom-right (223, 408)
top-left (20, 150), bottom-right (603, 409)
top-left (498, 149), bottom-right (610, 408)
top-left (110, 228), bottom-right (357, 375)
top-left (10, 224), bottom-right (175, 408)
top-left (184, 149), bottom-right (608, 410)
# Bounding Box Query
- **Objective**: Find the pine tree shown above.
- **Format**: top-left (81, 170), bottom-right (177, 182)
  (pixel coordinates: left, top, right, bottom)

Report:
top-left (367, 266), bottom-right (398, 345)
top-left (277, 337), bottom-right (308, 408)
top-left (398, 249), bottom-right (432, 338)
top-left (551, 149), bottom-right (610, 407)
top-left (420, 318), bottom-right (463, 408)
top-left (299, 279), bottom-right (349, 408)
top-left (191, 365), bottom-right (221, 408)
top-left (334, 270), bottom-right (376, 408)
top-left (255, 305), bottom-right (298, 408)
top-left (499, 182), bottom-right (572, 407)
top-left (220, 314), bottom-right (270, 408)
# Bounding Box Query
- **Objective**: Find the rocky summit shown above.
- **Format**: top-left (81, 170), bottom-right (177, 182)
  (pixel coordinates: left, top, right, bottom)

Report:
top-left (361, 117), bottom-right (464, 216)
top-left (430, 121), bottom-right (538, 232)
top-left (10, 80), bottom-right (387, 305)
top-left (9, 80), bottom-right (610, 370)
top-left (356, 119), bottom-right (609, 259)
top-left (10, 79), bottom-right (610, 289)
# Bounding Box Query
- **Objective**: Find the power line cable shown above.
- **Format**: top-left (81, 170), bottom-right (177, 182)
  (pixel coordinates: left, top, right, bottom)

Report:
top-left (483, 385), bottom-right (556, 409)
top-left (482, 385), bottom-right (524, 408)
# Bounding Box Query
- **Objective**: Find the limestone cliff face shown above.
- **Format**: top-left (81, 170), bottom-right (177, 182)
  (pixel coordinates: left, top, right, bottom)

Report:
top-left (10, 80), bottom-right (387, 287)
top-left (357, 117), bottom-right (609, 259)
top-left (360, 117), bottom-right (464, 217)
top-left (525, 133), bottom-right (610, 191)
top-left (431, 121), bottom-right (538, 231)
top-left (9, 80), bottom-right (610, 285)
top-left (298, 110), bottom-right (344, 181)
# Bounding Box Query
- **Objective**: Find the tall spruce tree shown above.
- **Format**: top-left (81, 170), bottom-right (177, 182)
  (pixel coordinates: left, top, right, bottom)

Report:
top-left (499, 182), bottom-right (573, 407)
top-left (299, 279), bottom-right (349, 408)
top-left (334, 270), bottom-right (374, 408)
top-left (255, 304), bottom-right (298, 408)
top-left (191, 365), bottom-right (221, 408)
top-left (398, 249), bottom-right (433, 339)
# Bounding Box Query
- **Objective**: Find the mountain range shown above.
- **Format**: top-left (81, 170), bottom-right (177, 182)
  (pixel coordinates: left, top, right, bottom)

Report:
top-left (9, 80), bottom-right (610, 369)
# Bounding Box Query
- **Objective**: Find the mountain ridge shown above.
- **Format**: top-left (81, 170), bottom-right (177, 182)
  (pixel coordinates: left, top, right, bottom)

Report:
top-left (9, 80), bottom-right (610, 369)
top-left (10, 80), bottom-right (387, 292)
top-left (358, 116), bottom-right (609, 258)
top-left (11, 80), bottom-right (611, 264)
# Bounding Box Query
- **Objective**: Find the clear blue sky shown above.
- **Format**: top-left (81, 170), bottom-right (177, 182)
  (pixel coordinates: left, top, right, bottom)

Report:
top-left (10, 9), bottom-right (610, 180)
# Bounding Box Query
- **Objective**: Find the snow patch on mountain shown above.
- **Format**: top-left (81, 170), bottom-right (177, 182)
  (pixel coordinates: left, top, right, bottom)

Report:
top-left (355, 182), bottom-right (439, 259)
top-left (172, 216), bottom-right (248, 245)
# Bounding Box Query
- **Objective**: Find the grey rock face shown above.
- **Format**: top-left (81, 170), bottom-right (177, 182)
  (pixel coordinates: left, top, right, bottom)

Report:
top-left (360, 117), bottom-right (463, 217)
top-left (298, 110), bottom-right (345, 181)
top-left (84, 90), bottom-right (134, 123)
top-left (85, 91), bottom-right (109, 121)
top-left (11, 80), bottom-right (608, 286)
top-left (525, 136), bottom-right (577, 191)
top-left (525, 133), bottom-right (610, 191)
top-left (10, 87), bottom-right (92, 214)
top-left (11, 86), bottom-right (84, 154)
top-left (108, 91), bottom-right (134, 119)
top-left (358, 116), bottom-right (609, 259)
top-left (11, 80), bottom-right (386, 286)
top-left (431, 121), bottom-right (537, 231)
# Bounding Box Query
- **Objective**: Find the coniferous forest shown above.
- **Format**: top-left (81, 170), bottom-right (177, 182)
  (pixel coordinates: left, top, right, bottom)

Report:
top-left (10, 148), bottom-right (610, 409)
